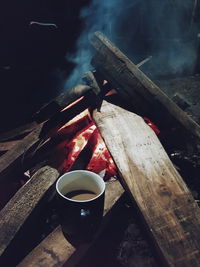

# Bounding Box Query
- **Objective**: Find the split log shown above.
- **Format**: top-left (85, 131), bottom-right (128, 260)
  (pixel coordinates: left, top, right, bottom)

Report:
top-left (0, 166), bottom-right (60, 257)
top-left (91, 32), bottom-right (200, 140)
top-left (17, 180), bottom-right (124, 267)
top-left (93, 101), bottom-right (200, 266)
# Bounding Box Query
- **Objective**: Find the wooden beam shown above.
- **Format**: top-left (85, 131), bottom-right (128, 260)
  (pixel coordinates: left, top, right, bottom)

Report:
top-left (0, 166), bottom-right (60, 257)
top-left (17, 180), bottom-right (124, 267)
top-left (93, 101), bottom-right (200, 266)
top-left (90, 32), bottom-right (200, 140)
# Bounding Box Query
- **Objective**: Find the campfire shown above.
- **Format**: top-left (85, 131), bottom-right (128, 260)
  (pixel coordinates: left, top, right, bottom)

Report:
top-left (0, 32), bottom-right (200, 267)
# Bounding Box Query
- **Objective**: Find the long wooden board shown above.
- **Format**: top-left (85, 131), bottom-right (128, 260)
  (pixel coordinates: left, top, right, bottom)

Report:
top-left (93, 101), bottom-right (200, 266)
top-left (0, 166), bottom-right (59, 257)
top-left (91, 32), bottom-right (200, 140)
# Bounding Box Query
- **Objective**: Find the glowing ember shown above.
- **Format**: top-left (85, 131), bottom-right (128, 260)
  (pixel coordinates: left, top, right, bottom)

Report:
top-left (86, 128), bottom-right (117, 181)
top-left (52, 96), bottom-right (160, 181)
top-left (62, 122), bottom-right (96, 172)
top-left (54, 105), bottom-right (118, 180)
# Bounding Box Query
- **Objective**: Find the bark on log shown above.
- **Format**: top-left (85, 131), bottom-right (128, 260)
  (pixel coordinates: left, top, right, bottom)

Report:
top-left (0, 166), bottom-right (60, 257)
top-left (90, 32), bottom-right (200, 140)
top-left (93, 101), bottom-right (200, 266)
top-left (17, 180), bottom-right (124, 267)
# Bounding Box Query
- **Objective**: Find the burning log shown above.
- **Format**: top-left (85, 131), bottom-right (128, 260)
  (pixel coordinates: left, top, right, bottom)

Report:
top-left (93, 100), bottom-right (200, 266)
top-left (91, 32), bottom-right (200, 141)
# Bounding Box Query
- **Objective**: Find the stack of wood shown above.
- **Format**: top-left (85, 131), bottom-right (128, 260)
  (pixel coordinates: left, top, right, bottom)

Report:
top-left (0, 32), bottom-right (200, 267)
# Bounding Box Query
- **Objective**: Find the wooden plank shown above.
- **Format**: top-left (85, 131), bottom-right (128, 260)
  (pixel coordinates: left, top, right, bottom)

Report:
top-left (0, 166), bottom-right (60, 257)
top-left (90, 32), bottom-right (200, 140)
top-left (17, 180), bottom-right (124, 267)
top-left (0, 140), bottom-right (22, 152)
top-left (93, 101), bottom-right (200, 266)
top-left (0, 123), bottom-right (44, 177)
top-left (0, 122), bottom-right (38, 142)
top-left (0, 95), bottom-right (93, 179)
top-left (0, 85), bottom-right (91, 142)
top-left (34, 85), bottom-right (91, 123)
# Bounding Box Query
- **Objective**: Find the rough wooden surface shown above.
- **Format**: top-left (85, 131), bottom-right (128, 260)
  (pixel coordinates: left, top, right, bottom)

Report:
top-left (91, 32), bottom-right (200, 140)
top-left (0, 123), bottom-right (44, 177)
top-left (18, 180), bottom-right (124, 267)
top-left (93, 101), bottom-right (200, 266)
top-left (0, 122), bottom-right (38, 142)
top-left (0, 95), bottom-right (94, 179)
top-left (0, 166), bottom-right (60, 257)
top-left (0, 140), bottom-right (22, 152)
top-left (34, 85), bottom-right (91, 123)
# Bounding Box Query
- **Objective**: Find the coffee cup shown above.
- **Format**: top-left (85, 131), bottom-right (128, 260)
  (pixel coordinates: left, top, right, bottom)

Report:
top-left (56, 170), bottom-right (105, 241)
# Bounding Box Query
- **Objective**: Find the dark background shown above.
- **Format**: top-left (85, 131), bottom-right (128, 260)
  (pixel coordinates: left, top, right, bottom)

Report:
top-left (0, 0), bottom-right (91, 132)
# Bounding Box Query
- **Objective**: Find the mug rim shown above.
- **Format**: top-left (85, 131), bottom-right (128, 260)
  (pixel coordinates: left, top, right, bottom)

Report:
top-left (56, 170), bottom-right (105, 203)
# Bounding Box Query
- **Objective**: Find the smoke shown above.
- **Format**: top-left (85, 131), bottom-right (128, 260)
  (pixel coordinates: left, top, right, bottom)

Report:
top-left (65, 0), bottom-right (200, 88)
top-left (65, 0), bottom-right (141, 88)
top-left (141, 0), bottom-right (199, 78)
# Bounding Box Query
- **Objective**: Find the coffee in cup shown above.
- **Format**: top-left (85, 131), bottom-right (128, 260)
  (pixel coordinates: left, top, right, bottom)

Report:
top-left (56, 170), bottom-right (105, 241)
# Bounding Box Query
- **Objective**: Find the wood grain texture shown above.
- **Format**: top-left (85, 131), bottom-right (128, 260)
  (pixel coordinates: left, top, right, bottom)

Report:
top-left (0, 166), bottom-right (59, 257)
top-left (0, 140), bottom-right (22, 151)
top-left (18, 180), bottom-right (124, 267)
top-left (91, 32), bottom-right (200, 140)
top-left (93, 101), bottom-right (200, 266)
top-left (0, 121), bottom-right (38, 142)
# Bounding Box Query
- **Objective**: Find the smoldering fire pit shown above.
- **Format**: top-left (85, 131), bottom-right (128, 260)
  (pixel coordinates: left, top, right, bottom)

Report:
top-left (0, 32), bottom-right (200, 267)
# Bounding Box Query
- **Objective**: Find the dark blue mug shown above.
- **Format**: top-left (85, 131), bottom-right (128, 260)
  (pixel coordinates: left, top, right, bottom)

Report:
top-left (56, 170), bottom-right (105, 241)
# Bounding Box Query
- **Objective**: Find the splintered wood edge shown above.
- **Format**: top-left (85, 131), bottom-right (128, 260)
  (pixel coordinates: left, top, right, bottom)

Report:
top-left (17, 180), bottom-right (124, 267)
top-left (0, 166), bottom-right (60, 257)
top-left (92, 100), bottom-right (200, 266)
